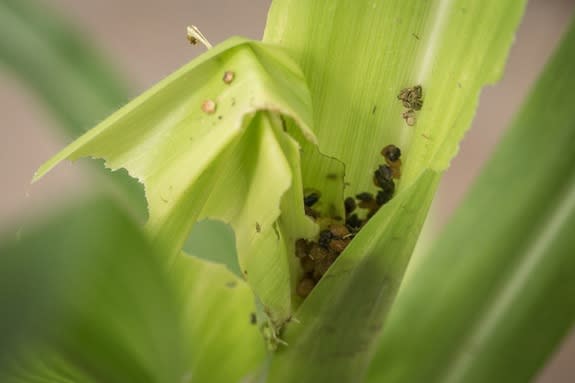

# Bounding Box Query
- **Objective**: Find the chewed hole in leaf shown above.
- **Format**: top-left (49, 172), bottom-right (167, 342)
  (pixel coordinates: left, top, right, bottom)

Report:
top-left (184, 219), bottom-right (242, 278)
top-left (89, 158), bottom-right (148, 220)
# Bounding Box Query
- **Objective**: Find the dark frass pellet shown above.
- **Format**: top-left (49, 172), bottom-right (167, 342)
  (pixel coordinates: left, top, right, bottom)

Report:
top-left (300, 255), bottom-right (315, 273)
top-left (309, 243), bottom-right (329, 261)
top-left (313, 261), bottom-right (330, 281)
top-left (381, 144), bottom-right (402, 163)
top-left (356, 192), bottom-right (374, 202)
top-left (344, 197), bottom-right (356, 215)
top-left (304, 206), bottom-right (320, 219)
top-left (318, 230), bottom-right (334, 248)
top-left (295, 239), bottom-right (310, 258)
top-left (346, 214), bottom-right (362, 229)
top-left (381, 144), bottom-right (402, 179)
top-left (376, 188), bottom-right (394, 205)
top-left (304, 192), bottom-right (321, 207)
top-left (373, 164), bottom-right (394, 189)
top-left (297, 278), bottom-right (316, 298)
top-left (379, 175), bottom-right (396, 195)
top-left (329, 238), bottom-right (350, 253)
top-left (357, 192), bottom-right (379, 211)
top-left (329, 224), bottom-right (350, 238)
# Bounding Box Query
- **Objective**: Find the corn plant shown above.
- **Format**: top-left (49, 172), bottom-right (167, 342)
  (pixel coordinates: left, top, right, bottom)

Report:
top-left (1, 0), bottom-right (574, 382)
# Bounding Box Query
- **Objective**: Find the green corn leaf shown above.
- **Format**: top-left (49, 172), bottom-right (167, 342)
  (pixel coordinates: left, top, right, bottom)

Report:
top-left (173, 254), bottom-right (267, 382)
top-left (368, 16), bottom-right (575, 383)
top-left (0, 197), bottom-right (267, 383)
top-left (263, 0), bottom-right (527, 194)
top-left (268, 169), bottom-right (439, 382)
top-left (261, 1), bottom-right (527, 381)
top-left (32, 37), bottom-right (336, 343)
top-left (0, 197), bottom-right (185, 382)
top-left (31, 0), bottom-right (531, 379)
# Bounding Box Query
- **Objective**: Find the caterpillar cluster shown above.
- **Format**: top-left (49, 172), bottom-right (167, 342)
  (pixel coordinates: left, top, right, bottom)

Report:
top-left (295, 144), bottom-right (403, 298)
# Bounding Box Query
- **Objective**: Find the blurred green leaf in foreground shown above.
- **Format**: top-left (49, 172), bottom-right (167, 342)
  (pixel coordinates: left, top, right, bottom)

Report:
top-left (0, 197), bottom-right (185, 382)
top-left (0, 0), bottom-right (145, 213)
top-left (369, 15), bottom-right (575, 383)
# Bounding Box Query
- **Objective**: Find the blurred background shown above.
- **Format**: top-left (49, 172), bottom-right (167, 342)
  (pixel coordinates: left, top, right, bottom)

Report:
top-left (1, 0), bottom-right (573, 380)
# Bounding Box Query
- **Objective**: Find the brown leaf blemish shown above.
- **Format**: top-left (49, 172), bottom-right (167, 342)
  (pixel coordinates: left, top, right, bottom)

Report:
top-left (223, 70), bottom-right (235, 84)
top-left (201, 99), bottom-right (217, 114)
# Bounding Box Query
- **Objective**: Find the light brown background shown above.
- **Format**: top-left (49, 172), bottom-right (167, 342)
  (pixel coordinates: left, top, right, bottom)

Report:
top-left (1, 0), bottom-right (573, 380)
